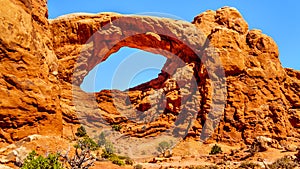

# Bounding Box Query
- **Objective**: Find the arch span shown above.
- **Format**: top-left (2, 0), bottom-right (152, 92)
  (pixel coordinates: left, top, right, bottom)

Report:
top-left (71, 15), bottom-right (210, 86)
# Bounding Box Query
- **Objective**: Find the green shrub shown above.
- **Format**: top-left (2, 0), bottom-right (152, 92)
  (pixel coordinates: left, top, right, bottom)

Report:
top-left (101, 149), bottom-right (112, 159)
top-left (134, 164), bottom-right (143, 169)
top-left (62, 135), bottom-right (97, 168)
top-left (104, 141), bottom-right (115, 154)
top-left (63, 135), bottom-right (97, 169)
top-left (102, 153), bottom-right (126, 166)
top-left (101, 141), bottom-right (116, 159)
top-left (75, 125), bottom-right (87, 137)
top-left (110, 155), bottom-right (125, 166)
top-left (21, 150), bottom-right (63, 169)
top-left (100, 141), bottom-right (133, 166)
top-left (268, 156), bottom-right (298, 169)
top-left (112, 124), bottom-right (122, 131)
top-left (209, 144), bottom-right (222, 155)
top-left (157, 141), bottom-right (171, 157)
top-left (98, 132), bottom-right (106, 147)
top-left (100, 140), bottom-right (135, 166)
top-left (74, 136), bottom-right (99, 151)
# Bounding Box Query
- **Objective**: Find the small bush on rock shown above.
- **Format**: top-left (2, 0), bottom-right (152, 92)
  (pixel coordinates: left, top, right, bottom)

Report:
top-left (209, 144), bottom-right (222, 155)
top-left (62, 135), bottom-right (98, 169)
top-left (157, 140), bottom-right (173, 157)
top-left (75, 125), bottom-right (87, 137)
top-left (74, 136), bottom-right (99, 151)
top-left (112, 124), bottom-right (122, 131)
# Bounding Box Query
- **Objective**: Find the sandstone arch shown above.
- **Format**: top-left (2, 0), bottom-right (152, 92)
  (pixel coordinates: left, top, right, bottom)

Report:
top-left (49, 13), bottom-right (227, 150)
top-left (56, 15), bottom-right (228, 157)
top-left (50, 8), bottom-right (300, 146)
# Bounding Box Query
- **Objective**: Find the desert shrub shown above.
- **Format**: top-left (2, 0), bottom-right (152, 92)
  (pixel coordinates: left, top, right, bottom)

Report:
top-left (75, 125), bottom-right (87, 137)
top-left (101, 149), bottom-right (112, 159)
top-left (21, 150), bottom-right (63, 169)
top-left (268, 156), bottom-right (298, 169)
top-left (134, 164), bottom-right (143, 169)
top-left (112, 124), bottom-right (122, 131)
top-left (239, 161), bottom-right (261, 169)
top-left (209, 144), bottom-right (222, 155)
top-left (62, 135), bottom-right (98, 169)
top-left (101, 142), bottom-right (128, 166)
top-left (74, 136), bottom-right (99, 151)
top-left (102, 152), bottom-right (126, 166)
top-left (109, 155), bottom-right (125, 166)
top-left (157, 141), bottom-right (171, 157)
top-left (98, 132), bottom-right (106, 147)
top-left (101, 141), bottom-right (115, 157)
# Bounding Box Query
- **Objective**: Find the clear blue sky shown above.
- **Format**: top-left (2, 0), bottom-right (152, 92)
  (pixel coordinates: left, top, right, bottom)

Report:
top-left (48, 1), bottom-right (300, 92)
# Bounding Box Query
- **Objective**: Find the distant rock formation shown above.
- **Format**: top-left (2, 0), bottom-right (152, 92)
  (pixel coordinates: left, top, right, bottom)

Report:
top-left (1, 0), bottom-right (300, 165)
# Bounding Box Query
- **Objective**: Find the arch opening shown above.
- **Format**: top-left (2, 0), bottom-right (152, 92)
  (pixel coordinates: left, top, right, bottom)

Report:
top-left (80, 47), bottom-right (167, 92)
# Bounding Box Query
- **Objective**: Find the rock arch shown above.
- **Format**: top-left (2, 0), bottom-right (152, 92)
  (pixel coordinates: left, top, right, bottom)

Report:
top-left (50, 13), bottom-right (226, 146)
top-left (64, 15), bottom-right (227, 157)
top-left (51, 7), bottom-right (299, 146)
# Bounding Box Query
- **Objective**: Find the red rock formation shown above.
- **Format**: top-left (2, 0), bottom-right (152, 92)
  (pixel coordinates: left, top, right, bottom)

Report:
top-left (49, 6), bottom-right (300, 145)
top-left (193, 7), bottom-right (300, 144)
top-left (0, 0), bottom-right (300, 167)
top-left (0, 0), bottom-right (62, 146)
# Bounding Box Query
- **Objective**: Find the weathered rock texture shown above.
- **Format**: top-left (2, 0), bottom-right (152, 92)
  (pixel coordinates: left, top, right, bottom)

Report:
top-left (0, 0), bottom-right (62, 145)
top-left (1, 0), bottom-right (300, 167)
top-left (193, 8), bottom-right (300, 144)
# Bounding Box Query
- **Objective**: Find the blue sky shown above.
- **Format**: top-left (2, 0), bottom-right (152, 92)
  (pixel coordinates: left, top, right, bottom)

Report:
top-left (48, 1), bottom-right (300, 92)
top-left (80, 48), bottom-right (167, 92)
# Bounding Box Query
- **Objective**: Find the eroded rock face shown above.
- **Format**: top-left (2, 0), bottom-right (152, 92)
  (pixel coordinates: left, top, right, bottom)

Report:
top-left (193, 8), bottom-right (300, 143)
top-left (0, 0), bottom-right (62, 146)
top-left (1, 0), bottom-right (300, 166)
